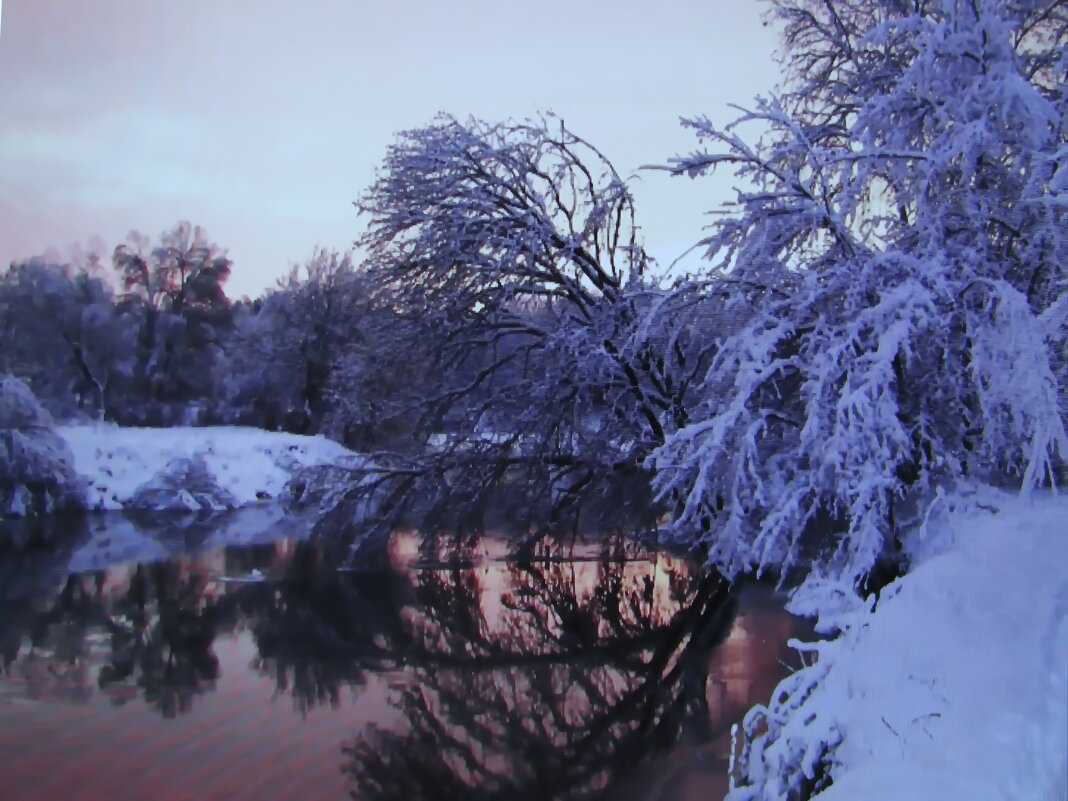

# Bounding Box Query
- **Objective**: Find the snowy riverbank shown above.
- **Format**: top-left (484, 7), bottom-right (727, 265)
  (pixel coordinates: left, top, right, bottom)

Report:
top-left (732, 487), bottom-right (1068, 800)
top-left (55, 424), bottom-right (362, 512)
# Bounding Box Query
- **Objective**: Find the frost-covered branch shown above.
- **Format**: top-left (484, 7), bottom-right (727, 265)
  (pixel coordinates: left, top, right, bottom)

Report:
top-left (651, 0), bottom-right (1067, 590)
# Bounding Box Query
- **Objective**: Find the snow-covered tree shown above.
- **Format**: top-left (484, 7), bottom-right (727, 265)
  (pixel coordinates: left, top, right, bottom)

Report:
top-left (0, 375), bottom-right (83, 517)
top-left (219, 248), bottom-right (367, 434)
top-left (649, 0), bottom-right (1067, 589)
top-left (340, 115), bottom-right (712, 534)
top-left (358, 115), bottom-right (647, 324)
top-left (0, 258), bottom-right (128, 420)
top-left (111, 222), bottom-right (233, 421)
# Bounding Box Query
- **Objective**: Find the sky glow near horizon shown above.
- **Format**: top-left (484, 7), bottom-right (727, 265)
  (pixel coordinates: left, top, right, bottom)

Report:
top-left (0, 0), bottom-right (781, 299)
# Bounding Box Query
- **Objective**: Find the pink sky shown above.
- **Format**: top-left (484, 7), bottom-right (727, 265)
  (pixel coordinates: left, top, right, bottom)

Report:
top-left (0, 0), bottom-right (779, 299)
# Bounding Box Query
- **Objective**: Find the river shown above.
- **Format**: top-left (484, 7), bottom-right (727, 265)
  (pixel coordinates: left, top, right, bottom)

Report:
top-left (0, 509), bottom-right (811, 801)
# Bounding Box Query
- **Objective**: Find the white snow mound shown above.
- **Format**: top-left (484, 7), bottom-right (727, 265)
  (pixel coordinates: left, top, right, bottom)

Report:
top-left (56, 424), bottom-right (362, 512)
top-left (733, 488), bottom-right (1068, 801)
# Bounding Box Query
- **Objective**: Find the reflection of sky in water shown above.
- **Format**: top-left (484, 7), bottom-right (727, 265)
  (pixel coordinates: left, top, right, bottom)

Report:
top-left (0, 528), bottom-right (810, 801)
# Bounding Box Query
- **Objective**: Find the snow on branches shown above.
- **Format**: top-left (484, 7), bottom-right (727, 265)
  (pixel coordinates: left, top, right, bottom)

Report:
top-left (651, 0), bottom-right (1067, 588)
top-left (357, 114), bottom-right (646, 321)
top-left (347, 115), bottom-right (689, 536)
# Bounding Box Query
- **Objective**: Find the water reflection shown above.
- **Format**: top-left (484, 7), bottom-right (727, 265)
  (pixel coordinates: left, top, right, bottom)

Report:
top-left (95, 563), bottom-right (224, 718)
top-left (343, 553), bottom-right (735, 801)
top-left (246, 542), bottom-right (408, 717)
top-left (0, 520), bottom-right (808, 801)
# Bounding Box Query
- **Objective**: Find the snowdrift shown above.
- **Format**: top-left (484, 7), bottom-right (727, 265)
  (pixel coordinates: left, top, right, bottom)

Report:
top-left (731, 488), bottom-right (1068, 801)
top-left (55, 424), bottom-right (363, 513)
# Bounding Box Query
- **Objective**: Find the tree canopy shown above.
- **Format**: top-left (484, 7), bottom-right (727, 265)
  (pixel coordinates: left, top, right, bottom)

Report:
top-left (649, 0), bottom-right (1067, 587)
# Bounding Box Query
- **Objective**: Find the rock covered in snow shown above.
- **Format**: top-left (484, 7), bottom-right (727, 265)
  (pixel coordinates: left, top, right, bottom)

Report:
top-left (127, 453), bottom-right (238, 512)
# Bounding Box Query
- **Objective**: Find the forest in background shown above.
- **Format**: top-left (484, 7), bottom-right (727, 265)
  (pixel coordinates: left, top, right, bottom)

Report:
top-left (0, 231), bottom-right (406, 445)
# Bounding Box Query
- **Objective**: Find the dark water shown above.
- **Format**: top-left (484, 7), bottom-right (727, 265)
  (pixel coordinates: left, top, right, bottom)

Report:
top-left (0, 512), bottom-right (811, 801)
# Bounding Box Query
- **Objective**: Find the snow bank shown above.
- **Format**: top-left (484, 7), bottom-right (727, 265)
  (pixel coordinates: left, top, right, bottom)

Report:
top-left (731, 488), bottom-right (1068, 801)
top-left (55, 424), bottom-right (363, 512)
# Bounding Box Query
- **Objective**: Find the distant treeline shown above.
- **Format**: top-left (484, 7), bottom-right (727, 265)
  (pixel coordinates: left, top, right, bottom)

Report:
top-left (0, 222), bottom-right (440, 451)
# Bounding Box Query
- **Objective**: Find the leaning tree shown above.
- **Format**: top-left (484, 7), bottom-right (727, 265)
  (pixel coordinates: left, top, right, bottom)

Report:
top-left (326, 115), bottom-right (713, 541)
top-left (642, 2), bottom-right (1067, 798)
top-left (649, 0), bottom-right (1067, 590)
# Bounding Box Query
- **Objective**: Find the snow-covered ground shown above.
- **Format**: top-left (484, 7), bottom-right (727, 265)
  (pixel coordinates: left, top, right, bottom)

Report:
top-left (732, 487), bottom-right (1068, 800)
top-left (55, 424), bottom-right (362, 512)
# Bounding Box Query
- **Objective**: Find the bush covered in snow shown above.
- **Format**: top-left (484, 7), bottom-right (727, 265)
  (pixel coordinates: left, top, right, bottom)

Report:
top-left (0, 374), bottom-right (84, 517)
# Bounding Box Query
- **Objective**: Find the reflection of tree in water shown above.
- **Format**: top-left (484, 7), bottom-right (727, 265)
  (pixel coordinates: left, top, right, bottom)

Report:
top-left (0, 519), bottom-right (110, 703)
top-left (244, 541), bottom-right (411, 717)
top-left (2, 523), bottom-right (749, 798)
top-left (0, 518), bottom-right (227, 716)
top-left (0, 518), bottom-right (86, 678)
top-left (342, 537), bottom-right (737, 801)
top-left (94, 562), bottom-right (224, 718)
top-left (11, 572), bottom-right (105, 703)
top-left (1, 535), bottom-right (413, 720)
